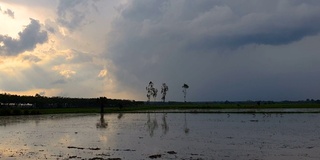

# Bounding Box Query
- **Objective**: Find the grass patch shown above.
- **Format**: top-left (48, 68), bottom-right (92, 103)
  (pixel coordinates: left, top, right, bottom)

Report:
top-left (1, 102), bottom-right (320, 116)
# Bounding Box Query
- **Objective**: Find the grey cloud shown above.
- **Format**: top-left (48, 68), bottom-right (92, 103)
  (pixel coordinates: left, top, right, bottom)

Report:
top-left (0, 6), bottom-right (14, 19)
top-left (56, 0), bottom-right (99, 31)
top-left (52, 79), bottom-right (67, 85)
top-left (112, 0), bottom-right (320, 52)
top-left (106, 0), bottom-right (320, 101)
top-left (0, 64), bottom-right (53, 92)
top-left (46, 26), bottom-right (55, 34)
top-left (0, 18), bottom-right (48, 56)
top-left (44, 19), bottom-right (57, 34)
top-left (4, 8), bottom-right (14, 19)
top-left (68, 49), bottom-right (93, 63)
top-left (22, 55), bottom-right (41, 63)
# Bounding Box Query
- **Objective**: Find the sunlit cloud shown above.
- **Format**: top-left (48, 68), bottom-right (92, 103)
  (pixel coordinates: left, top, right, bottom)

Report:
top-left (52, 65), bottom-right (76, 79)
top-left (98, 69), bottom-right (108, 78)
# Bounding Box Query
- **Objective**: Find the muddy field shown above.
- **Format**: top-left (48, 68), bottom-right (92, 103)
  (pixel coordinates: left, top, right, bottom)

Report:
top-left (0, 113), bottom-right (320, 160)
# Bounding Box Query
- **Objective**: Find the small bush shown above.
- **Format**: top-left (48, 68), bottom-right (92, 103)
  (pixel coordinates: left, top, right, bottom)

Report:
top-left (30, 110), bottom-right (40, 115)
top-left (0, 109), bottom-right (11, 115)
top-left (12, 109), bottom-right (21, 115)
top-left (23, 110), bottom-right (30, 115)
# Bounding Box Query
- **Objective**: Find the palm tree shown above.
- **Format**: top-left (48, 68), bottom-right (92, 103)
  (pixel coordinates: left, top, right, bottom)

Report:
top-left (182, 83), bottom-right (189, 102)
top-left (161, 83), bottom-right (169, 102)
top-left (146, 81), bottom-right (158, 102)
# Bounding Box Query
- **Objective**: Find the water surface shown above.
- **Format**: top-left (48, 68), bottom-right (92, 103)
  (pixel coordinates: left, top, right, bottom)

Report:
top-left (0, 113), bottom-right (320, 159)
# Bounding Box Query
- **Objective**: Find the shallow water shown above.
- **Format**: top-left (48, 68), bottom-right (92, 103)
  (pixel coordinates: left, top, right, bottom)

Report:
top-left (0, 113), bottom-right (320, 160)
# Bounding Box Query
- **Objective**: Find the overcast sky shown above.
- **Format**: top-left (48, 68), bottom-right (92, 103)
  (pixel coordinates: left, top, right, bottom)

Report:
top-left (1, 0), bottom-right (320, 101)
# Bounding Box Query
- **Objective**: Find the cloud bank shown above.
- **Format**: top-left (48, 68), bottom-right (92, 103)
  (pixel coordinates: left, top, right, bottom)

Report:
top-left (106, 0), bottom-right (320, 101)
top-left (1, 0), bottom-right (320, 101)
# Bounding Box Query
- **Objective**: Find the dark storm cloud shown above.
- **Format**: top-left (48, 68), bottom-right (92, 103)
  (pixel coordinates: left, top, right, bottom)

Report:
top-left (56, 0), bottom-right (99, 31)
top-left (109, 0), bottom-right (320, 59)
top-left (0, 18), bottom-right (48, 56)
top-left (106, 0), bottom-right (320, 101)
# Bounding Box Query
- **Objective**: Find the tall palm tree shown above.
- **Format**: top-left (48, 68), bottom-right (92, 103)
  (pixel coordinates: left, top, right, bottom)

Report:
top-left (182, 83), bottom-right (189, 102)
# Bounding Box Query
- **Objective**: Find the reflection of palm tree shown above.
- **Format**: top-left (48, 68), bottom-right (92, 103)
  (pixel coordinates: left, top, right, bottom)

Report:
top-left (117, 113), bottom-right (124, 119)
top-left (96, 114), bottom-right (108, 129)
top-left (146, 112), bottom-right (158, 137)
top-left (183, 113), bottom-right (189, 134)
top-left (161, 113), bottom-right (169, 134)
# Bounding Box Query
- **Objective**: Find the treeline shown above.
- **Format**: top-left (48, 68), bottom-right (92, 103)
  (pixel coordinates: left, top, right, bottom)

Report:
top-left (197, 100), bottom-right (320, 105)
top-left (0, 93), bottom-right (141, 109)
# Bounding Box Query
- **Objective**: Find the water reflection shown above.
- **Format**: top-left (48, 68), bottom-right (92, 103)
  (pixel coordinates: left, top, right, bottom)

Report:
top-left (1, 113), bottom-right (320, 159)
top-left (117, 113), bottom-right (124, 119)
top-left (146, 112), bottom-right (158, 137)
top-left (183, 113), bottom-right (190, 134)
top-left (144, 112), bottom-right (190, 136)
top-left (96, 113), bottom-right (108, 129)
top-left (161, 113), bottom-right (169, 134)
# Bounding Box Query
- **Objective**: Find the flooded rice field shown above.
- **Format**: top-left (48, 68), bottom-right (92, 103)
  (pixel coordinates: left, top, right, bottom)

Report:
top-left (1, 113), bottom-right (320, 160)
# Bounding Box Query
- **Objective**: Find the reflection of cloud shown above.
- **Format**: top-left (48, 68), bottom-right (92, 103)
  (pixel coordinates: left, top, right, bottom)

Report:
top-left (99, 135), bottom-right (108, 142)
top-left (58, 134), bottom-right (75, 146)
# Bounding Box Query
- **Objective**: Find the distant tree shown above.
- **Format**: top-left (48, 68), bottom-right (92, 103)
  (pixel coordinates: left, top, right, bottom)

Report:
top-left (182, 83), bottom-right (189, 102)
top-left (146, 81), bottom-right (158, 102)
top-left (161, 83), bottom-right (169, 102)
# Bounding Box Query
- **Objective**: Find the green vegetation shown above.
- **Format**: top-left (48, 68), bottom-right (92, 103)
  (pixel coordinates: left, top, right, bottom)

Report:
top-left (120, 102), bottom-right (320, 112)
top-left (1, 102), bottom-right (320, 116)
top-left (1, 93), bottom-right (320, 115)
